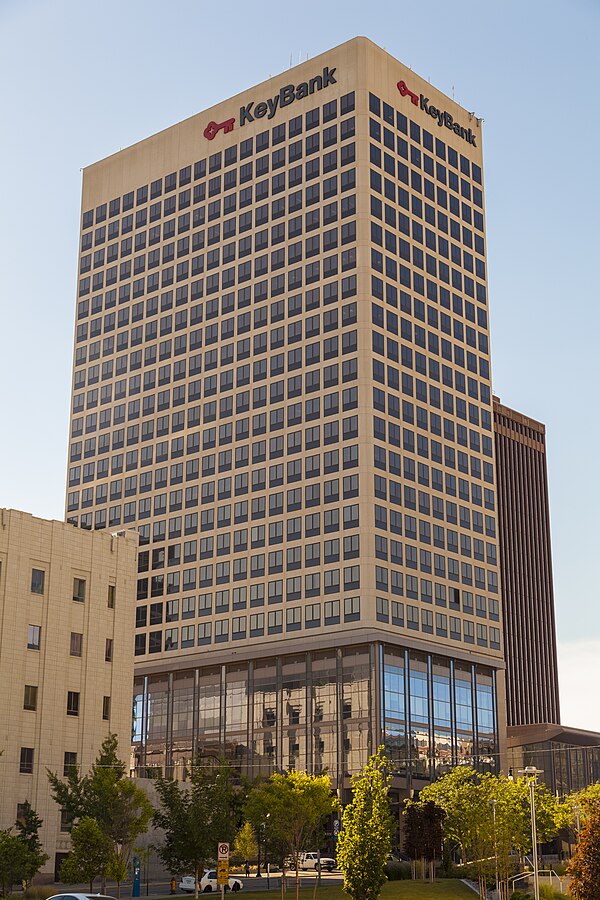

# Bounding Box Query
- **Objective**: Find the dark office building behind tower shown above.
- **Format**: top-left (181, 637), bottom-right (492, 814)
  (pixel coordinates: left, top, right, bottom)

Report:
top-left (493, 397), bottom-right (560, 727)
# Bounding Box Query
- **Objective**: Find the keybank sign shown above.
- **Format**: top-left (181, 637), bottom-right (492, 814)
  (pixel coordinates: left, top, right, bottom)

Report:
top-left (204, 66), bottom-right (337, 140)
top-left (397, 80), bottom-right (477, 147)
top-left (240, 66), bottom-right (337, 125)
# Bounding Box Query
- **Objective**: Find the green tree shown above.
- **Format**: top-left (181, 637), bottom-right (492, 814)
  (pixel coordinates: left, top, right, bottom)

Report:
top-left (0, 830), bottom-right (36, 896)
top-left (153, 758), bottom-right (241, 900)
top-left (60, 817), bottom-right (112, 892)
top-left (232, 822), bottom-right (258, 870)
top-left (106, 847), bottom-right (130, 900)
top-left (568, 801), bottom-right (600, 900)
top-left (336, 748), bottom-right (394, 900)
top-left (245, 771), bottom-right (338, 900)
top-left (14, 802), bottom-right (49, 886)
top-left (417, 767), bottom-right (560, 898)
top-left (559, 784), bottom-right (600, 836)
top-left (48, 734), bottom-right (153, 887)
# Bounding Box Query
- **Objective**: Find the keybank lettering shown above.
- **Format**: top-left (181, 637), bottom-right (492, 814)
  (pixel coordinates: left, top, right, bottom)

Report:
top-left (240, 67), bottom-right (337, 126)
top-left (397, 80), bottom-right (477, 147)
top-left (420, 95), bottom-right (477, 147)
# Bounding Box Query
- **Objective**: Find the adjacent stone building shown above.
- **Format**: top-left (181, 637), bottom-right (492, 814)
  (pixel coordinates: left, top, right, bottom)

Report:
top-left (0, 509), bottom-right (138, 879)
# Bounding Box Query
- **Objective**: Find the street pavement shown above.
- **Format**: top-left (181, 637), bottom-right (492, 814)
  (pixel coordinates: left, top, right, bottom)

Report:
top-left (51, 871), bottom-right (343, 898)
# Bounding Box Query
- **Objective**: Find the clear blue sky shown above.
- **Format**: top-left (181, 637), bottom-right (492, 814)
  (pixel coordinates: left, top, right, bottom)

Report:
top-left (1, 0), bottom-right (598, 726)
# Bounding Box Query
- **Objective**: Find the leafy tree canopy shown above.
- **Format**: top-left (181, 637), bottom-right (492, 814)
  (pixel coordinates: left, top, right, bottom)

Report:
top-left (48, 734), bottom-right (153, 867)
top-left (153, 758), bottom-right (242, 899)
top-left (245, 769), bottom-right (338, 900)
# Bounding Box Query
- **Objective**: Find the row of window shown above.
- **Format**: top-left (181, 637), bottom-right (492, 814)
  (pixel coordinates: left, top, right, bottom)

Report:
top-left (77, 275), bottom-right (358, 360)
top-left (80, 178), bottom-right (357, 285)
top-left (80, 217), bottom-right (358, 301)
top-left (70, 411), bottom-right (359, 479)
top-left (375, 598), bottom-right (500, 648)
top-left (30, 569), bottom-right (116, 606)
top-left (136, 570), bottom-right (499, 625)
top-left (73, 318), bottom-right (359, 407)
top-left (368, 134), bottom-right (483, 217)
top-left (135, 553), bottom-right (362, 595)
top-left (76, 285), bottom-right (360, 352)
top-left (72, 397), bottom-right (359, 451)
top-left (373, 491), bottom-right (496, 535)
top-left (26, 624), bottom-right (114, 660)
top-left (70, 458), bottom-right (360, 512)
top-left (81, 93), bottom-right (357, 229)
top-left (134, 597), bottom-right (501, 658)
top-left (374, 453), bottom-right (494, 506)
top-left (74, 282), bottom-right (356, 388)
top-left (74, 469), bottom-right (361, 527)
top-left (19, 719), bottom-right (104, 777)
top-left (79, 176), bottom-right (358, 299)
top-left (374, 522), bottom-right (496, 563)
top-left (70, 439), bottom-right (358, 500)
top-left (368, 92), bottom-right (482, 184)
top-left (134, 595), bottom-right (362, 656)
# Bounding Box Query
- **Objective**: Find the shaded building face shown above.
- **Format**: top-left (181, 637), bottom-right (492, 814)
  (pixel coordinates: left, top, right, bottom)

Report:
top-left (67, 37), bottom-right (505, 780)
top-left (493, 399), bottom-right (560, 727)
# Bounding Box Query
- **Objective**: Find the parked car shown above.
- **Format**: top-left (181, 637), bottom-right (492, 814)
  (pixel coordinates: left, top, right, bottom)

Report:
top-left (179, 873), bottom-right (243, 893)
top-left (298, 852), bottom-right (336, 872)
top-left (48, 895), bottom-right (117, 900)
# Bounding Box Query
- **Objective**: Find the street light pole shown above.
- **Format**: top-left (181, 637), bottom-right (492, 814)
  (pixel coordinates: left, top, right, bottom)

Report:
top-left (256, 824), bottom-right (263, 878)
top-left (518, 767), bottom-right (543, 900)
top-left (491, 798), bottom-right (499, 896)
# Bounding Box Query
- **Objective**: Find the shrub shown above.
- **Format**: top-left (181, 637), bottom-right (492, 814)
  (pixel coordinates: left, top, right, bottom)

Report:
top-left (538, 885), bottom-right (563, 900)
top-left (23, 888), bottom-right (58, 900)
top-left (510, 891), bottom-right (533, 900)
top-left (23, 889), bottom-right (58, 900)
top-left (383, 862), bottom-right (412, 881)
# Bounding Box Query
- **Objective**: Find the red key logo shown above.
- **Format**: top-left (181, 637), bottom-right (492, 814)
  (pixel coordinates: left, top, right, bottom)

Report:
top-left (203, 117), bottom-right (236, 141)
top-left (397, 80), bottom-right (419, 106)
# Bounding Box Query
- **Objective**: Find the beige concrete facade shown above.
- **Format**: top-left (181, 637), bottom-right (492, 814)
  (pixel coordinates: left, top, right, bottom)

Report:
top-left (66, 37), bottom-right (506, 780)
top-left (0, 509), bottom-right (138, 878)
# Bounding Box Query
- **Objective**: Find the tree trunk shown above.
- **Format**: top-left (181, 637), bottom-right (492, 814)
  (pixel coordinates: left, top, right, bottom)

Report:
top-left (295, 861), bottom-right (300, 900)
top-left (195, 864), bottom-right (200, 900)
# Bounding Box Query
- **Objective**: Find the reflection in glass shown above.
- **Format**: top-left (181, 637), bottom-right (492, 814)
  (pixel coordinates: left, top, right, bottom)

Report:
top-left (312, 651), bottom-right (337, 774)
top-left (383, 649), bottom-right (406, 776)
top-left (408, 652), bottom-right (430, 779)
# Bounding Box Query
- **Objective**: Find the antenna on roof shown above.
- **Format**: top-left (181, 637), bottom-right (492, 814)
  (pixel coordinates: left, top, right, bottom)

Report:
top-left (289, 53), bottom-right (293, 68)
top-left (452, 84), bottom-right (455, 100)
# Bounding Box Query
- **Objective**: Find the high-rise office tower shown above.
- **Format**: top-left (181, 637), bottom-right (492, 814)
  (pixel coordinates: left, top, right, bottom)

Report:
top-left (66, 37), bottom-right (505, 795)
top-left (493, 397), bottom-right (560, 727)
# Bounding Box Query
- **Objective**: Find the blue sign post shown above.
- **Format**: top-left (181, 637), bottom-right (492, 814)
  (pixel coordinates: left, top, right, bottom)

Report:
top-left (132, 857), bottom-right (141, 898)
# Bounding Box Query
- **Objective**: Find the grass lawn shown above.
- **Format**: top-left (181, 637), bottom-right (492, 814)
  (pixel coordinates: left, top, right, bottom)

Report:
top-left (154, 882), bottom-right (475, 900)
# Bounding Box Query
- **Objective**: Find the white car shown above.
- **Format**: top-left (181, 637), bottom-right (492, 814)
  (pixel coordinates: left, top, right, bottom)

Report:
top-left (179, 873), bottom-right (243, 893)
top-left (48, 895), bottom-right (117, 900)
